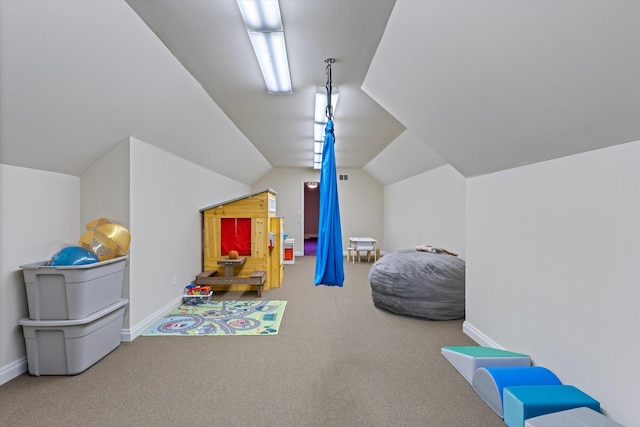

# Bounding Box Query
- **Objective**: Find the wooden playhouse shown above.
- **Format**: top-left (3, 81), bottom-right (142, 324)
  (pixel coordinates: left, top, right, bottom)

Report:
top-left (195, 188), bottom-right (284, 296)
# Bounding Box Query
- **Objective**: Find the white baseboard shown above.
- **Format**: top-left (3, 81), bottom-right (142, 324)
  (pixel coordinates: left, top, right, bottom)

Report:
top-left (121, 295), bottom-right (182, 342)
top-left (0, 357), bottom-right (28, 386)
top-left (462, 320), bottom-right (505, 349)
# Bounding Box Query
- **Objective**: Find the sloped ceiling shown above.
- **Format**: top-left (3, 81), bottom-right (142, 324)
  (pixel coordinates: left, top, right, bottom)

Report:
top-left (364, 130), bottom-right (447, 185)
top-left (1, 1), bottom-right (638, 186)
top-left (125, 0), bottom-right (406, 173)
top-left (363, 0), bottom-right (640, 177)
top-left (0, 0), bottom-right (272, 183)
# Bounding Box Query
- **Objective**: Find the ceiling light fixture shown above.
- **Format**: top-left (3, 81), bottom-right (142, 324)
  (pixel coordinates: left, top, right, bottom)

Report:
top-left (237, 0), bottom-right (292, 94)
top-left (306, 182), bottom-right (319, 189)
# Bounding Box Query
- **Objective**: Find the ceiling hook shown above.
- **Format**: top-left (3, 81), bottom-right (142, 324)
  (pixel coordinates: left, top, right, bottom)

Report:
top-left (324, 58), bottom-right (335, 120)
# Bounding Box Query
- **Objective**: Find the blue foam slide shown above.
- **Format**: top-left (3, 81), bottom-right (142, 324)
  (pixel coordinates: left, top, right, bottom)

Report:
top-left (472, 366), bottom-right (562, 418)
top-left (503, 385), bottom-right (600, 427)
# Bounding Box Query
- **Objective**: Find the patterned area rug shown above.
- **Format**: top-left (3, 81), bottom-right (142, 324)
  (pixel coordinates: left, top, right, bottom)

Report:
top-left (142, 300), bottom-right (287, 336)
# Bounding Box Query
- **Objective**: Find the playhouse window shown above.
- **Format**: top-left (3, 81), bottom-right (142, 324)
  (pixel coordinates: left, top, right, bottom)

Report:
top-left (220, 218), bottom-right (251, 256)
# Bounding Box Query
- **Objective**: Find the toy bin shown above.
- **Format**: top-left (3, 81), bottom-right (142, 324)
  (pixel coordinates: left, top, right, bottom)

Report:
top-left (183, 284), bottom-right (212, 305)
top-left (21, 255), bottom-right (128, 320)
top-left (19, 298), bottom-right (128, 376)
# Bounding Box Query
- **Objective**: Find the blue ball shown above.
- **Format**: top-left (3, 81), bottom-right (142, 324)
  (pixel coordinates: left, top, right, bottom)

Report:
top-left (49, 246), bottom-right (99, 266)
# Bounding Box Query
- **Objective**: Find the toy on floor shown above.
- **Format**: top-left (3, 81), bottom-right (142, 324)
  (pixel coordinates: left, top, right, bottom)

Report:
top-left (441, 346), bottom-right (531, 383)
top-left (472, 366), bottom-right (562, 418)
top-left (183, 284), bottom-right (212, 305)
top-left (441, 345), bottom-right (622, 426)
top-left (503, 385), bottom-right (600, 427)
top-left (524, 407), bottom-right (625, 427)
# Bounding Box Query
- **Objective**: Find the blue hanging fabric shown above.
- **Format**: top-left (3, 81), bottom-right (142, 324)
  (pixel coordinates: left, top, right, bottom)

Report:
top-left (314, 119), bottom-right (345, 287)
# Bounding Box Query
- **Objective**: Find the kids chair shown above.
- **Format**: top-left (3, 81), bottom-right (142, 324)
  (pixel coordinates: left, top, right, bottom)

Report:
top-left (354, 243), bottom-right (376, 262)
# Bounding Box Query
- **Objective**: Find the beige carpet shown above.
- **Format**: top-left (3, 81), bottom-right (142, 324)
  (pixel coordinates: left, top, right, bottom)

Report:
top-left (0, 256), bottom-right (503, 427)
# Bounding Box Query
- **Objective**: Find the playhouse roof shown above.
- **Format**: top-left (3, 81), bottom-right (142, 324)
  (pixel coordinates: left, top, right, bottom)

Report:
top-left (199, 188), bottom-right (277, 212)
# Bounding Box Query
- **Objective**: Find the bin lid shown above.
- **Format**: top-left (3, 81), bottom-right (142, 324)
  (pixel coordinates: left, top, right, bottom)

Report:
top-left (20, 255), bottom-right (128, 270)
top-left (19, 298), bottom-right (128, 327)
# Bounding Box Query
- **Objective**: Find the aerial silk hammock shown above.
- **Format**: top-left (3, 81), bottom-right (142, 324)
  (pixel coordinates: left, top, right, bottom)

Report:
top-left (314, 59), bottom-right (345, 287)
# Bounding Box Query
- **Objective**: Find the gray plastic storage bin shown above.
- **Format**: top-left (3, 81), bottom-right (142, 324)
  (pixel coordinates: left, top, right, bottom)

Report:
top-left (21, 255), bottom-right (128, 320)
top-left (19, 298), bottom-right (128, 376)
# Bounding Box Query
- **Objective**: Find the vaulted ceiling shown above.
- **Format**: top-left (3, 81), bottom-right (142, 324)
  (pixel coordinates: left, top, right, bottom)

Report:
top-left (365, 1), bottom-right (640, 178)
top-left (1, 1), bottom-right (638, 186)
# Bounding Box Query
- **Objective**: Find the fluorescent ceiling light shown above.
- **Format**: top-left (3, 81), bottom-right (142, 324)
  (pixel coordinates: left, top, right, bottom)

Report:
top-left (313, 142), bottom-right (323, 169)
top-left (314, 123), bottom-right (325, 142)
top-left (237, 0), bottom-right (282, 31)
top-left (238, 0), bottom-right (292, 94)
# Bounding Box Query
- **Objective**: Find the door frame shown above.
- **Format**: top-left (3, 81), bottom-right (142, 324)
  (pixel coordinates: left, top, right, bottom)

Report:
top-left (300, 180), bottom-right (320, 255)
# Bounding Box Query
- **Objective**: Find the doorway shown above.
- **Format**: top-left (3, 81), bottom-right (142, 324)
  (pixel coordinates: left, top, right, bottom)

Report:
top-left (302, 181), bottom-right (320, 256)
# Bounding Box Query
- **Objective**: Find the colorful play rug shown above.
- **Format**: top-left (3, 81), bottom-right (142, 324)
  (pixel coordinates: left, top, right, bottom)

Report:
top-left (142, 300), bottom-right (287, 336)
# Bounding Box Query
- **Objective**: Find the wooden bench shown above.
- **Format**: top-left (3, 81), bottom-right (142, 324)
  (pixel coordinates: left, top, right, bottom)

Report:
top-left (249, 270), bottom-right (267, 297)
top-left (195, 270), bottom-right (267, 297)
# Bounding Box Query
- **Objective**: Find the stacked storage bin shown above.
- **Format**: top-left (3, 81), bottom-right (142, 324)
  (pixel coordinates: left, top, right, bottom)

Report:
top-left (18, 256), bottom-right (129, 376)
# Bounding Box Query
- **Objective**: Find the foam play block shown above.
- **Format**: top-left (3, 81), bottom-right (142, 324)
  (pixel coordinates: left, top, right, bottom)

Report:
top-left (472, 366), bottom-right (562, 418)
top-left (503, 385), bottom-right (600, 427)
top-left (524, 407), bottom-right (624, 427)
top-left (441, 346), bottom-right (531, 383)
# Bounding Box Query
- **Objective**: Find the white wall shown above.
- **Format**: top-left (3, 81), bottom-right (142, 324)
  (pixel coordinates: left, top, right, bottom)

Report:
top-left (0, 140), bottom-right (251, 383)
top-left (0, 164), bottom-right (80, 384)
top-left (465, 140), bottom-right (640, 426)
top-left (80, 139), bottom-right (132, 323)
top-left (383, 165), bottom-right (466, 258)
top-left (127, 138), bottom-right (249, 336)
top-left (252, 168), bottom-right (383, 255)
top-left (81, 138), bottom-right (131, 227)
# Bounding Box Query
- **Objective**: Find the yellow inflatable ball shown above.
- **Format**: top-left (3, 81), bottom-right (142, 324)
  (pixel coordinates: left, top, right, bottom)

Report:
top-left (96, 223), bottom-right (131, 255)
top-left (78, 221), bottom-right (131, 261)
top-left (85, 217), bottom-right (113, 231)
top-left (79, 230), bottom-right (119, 261)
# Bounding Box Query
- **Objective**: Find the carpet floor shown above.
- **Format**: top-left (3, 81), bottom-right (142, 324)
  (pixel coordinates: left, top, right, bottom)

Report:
top-left (0, 256), bottom-right (503, 427)
top-left (304, 237), bottom-right (317, 255)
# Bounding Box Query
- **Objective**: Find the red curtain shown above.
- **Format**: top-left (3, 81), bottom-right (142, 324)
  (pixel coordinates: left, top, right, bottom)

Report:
top-left (221, 218), bottom-right (251, 255)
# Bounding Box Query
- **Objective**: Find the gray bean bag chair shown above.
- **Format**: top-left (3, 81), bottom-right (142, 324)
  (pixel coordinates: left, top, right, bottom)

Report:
top-left (369, 249), bottom-right (465, 320)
